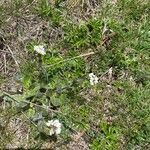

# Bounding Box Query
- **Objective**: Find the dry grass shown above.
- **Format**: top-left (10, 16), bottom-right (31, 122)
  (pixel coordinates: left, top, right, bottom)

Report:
top-left (0, 0), bottom-right (149, 149)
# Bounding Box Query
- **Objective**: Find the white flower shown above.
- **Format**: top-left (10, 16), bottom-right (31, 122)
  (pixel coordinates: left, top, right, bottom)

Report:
top-left (89, 73), bottom-right (98, 85)
top-left (46, 119), bottom-right (61, 135)
top-left (34, 45), bottom-right (46, 55)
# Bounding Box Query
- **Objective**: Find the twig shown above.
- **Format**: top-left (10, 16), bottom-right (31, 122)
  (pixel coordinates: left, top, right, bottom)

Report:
top-left (19, 0), bottom-right (36, 12)
top-left (3, 54), bottom-right (7, 74)
top-left (0, 50), bottom-right (11, 53)
top-left (99, 67), bottom-right (113, 79)
top-left (0, 64), bottom-right (4, 71)
top-left (46, 51), bottom-right (95, 67)
top-left (6, 45), bottom-right (20, 68)
top-left (21, 111), bottom-right (37, 128)
top-left (108, 67), bottom-right (113, 82)
top-left (3, 92), bottom-right (60, 113)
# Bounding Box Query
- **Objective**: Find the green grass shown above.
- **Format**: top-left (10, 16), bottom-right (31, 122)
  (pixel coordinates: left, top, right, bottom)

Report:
top-left (0, 0), bottom-right (150, 149)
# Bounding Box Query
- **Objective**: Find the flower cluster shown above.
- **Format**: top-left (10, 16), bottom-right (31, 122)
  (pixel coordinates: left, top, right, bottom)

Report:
top-left (89, 73), bottom-right (98, 85)
top-left (46, 119), bottom-right (61, 136)
top-left (34, 45), bottom-right (46, 55)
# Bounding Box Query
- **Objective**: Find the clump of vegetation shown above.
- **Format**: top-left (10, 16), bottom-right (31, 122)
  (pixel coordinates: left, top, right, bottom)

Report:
top-left (0, 0), bottom-right (150, 149)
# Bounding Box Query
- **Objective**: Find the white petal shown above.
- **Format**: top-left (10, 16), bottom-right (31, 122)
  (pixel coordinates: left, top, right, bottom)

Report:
top-left (89, 72), bottom-right (99, 85)
top-left (46, 120), bottom-right (54, 126)
top-left (53, 120), bottom-right (61, 127)
top-left (95, 76), bottom-right (99, 82)
top-left (90, 75), bottom-right (98, 85)
top-left (55, 127), bottom-right (61, 135)
top-left (46, 119), bottom-right (62, 135)
top-left (49, 129), bottom-right (55, 136)
top-left (90, 80), bottom-right (94, 85)
top-left (53, 119), bottom-right (59, 124)
top-left (89, 73), bottom-right (94, 78)
top-left (94, 79), bottom-right (98, 84)
top-left (34, 45), bottom-right (46, 55)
